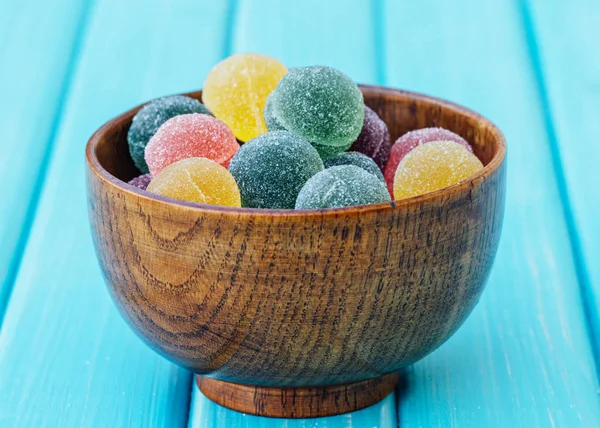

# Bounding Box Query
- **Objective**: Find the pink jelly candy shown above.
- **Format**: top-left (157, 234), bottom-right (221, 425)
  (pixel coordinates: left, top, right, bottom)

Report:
top-left (384, 127), bottom-right (472, 193)
top-left (144, 113), bottom-right (239, 176)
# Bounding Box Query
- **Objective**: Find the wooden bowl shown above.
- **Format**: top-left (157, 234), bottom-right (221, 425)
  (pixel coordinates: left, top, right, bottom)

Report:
top-left (86, 85), bottom-right (506, 418)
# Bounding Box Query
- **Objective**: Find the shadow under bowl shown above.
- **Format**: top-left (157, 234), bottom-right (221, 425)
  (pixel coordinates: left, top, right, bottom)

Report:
top-left (86, 85), bottom-right (506, 418)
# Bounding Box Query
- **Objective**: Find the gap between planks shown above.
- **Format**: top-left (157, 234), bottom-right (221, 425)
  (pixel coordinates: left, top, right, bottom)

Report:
top-left (0, 0), bottom-right (99, 328)
top-left (184, 0), bottom-right (400, 426)
top-left (519, 0), bottom-right (600, 387)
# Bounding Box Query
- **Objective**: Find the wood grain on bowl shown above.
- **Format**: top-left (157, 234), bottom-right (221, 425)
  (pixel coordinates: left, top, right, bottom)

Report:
top-left (86, 86), bottom-right (506, 418)
top-left (197, 372), bottom-right (399, 418)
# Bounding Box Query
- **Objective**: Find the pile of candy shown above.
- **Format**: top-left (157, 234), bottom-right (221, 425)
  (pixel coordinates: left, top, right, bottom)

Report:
top-left (126, 53), bottom-right (483, 209)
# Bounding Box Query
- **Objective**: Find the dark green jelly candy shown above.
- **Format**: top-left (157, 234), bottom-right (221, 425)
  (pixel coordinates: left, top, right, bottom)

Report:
top-left (127, 95), bottom-right (211, 173)
top-left (295, 165), bottom-right (390, 210)
top-left (228, 131), bottom-right (324, 209)
top-left (323, 152), bottom-right (385, 183)
top-left (269, 66), bottom-right (364, 149)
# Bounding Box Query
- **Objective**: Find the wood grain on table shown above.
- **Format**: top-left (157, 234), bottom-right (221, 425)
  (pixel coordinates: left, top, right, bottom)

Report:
top-left (0, 0), bottom-right (598, 427)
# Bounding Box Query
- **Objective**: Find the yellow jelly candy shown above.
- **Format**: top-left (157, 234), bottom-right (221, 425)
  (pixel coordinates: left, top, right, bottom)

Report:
top-left (202, 53), bottom-right (288, 142)
top-left (147, 157), bottom-right (241, 207)
top-left (393, 140), bottom-right (483, 200)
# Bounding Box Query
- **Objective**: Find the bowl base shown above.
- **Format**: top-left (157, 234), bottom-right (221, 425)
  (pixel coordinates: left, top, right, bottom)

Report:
top-left (196, 372), bottom-right (398, 418)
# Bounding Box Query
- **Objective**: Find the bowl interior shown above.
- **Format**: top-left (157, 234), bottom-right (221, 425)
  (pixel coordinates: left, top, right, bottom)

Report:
top-left (92, 86), bottom-right (504, 189)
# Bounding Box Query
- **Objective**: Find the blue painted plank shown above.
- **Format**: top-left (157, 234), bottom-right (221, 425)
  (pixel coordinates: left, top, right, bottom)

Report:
top-left (0, 0), bottom-right (92, 319)
top-left (525, 0), bottom-right (600, 373)
top-left (380, 0), bottom-right (600, 426)
top-left (231, 0), bottom-right (378, 83)
top-left (0, 0), bottom-right (231, 426)
top-left (189, 388), bottom-right (397, 428)
top-left (188, 0), bottom-right (396, 426)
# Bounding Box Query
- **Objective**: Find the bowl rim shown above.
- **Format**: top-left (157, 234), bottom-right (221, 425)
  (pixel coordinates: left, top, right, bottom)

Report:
top-left (86, 85), bottom-right (506, 218)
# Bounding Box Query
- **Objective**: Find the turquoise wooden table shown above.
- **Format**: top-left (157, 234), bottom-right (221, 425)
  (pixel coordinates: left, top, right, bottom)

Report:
top-left (0, 0), bottom-right (599, 426)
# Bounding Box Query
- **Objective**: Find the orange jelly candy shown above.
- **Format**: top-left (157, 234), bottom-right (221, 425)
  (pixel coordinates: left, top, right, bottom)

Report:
top-left (393, 140), bottom-right (483, 200)
top-left (147, 157), bottom-right (241, 207)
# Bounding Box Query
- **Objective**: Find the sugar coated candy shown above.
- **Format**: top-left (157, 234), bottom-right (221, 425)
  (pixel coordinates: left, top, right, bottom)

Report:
top-left (144, 113), bottom-right (239, 176)
top-left (147, 157), bottom-right (241, 207)
top-left (348, 106), bottom-right (390, 170)
top-left (263, 92), bottom-right (286, 131)
top-left (128, 173), bottom-right (152, 190)
top-left (393, 140), bottom-right (483, 200)
top-left (296, 165), bottom-right (390, 210)
top-left (127, 95), bottom-right (211, 173)
top-left (384, 127), bottom-right (472, 193)
top-left (313, 141), bottom-right (352, 160)
top-left (203, 53), bottom-right (288, 142)
top-left (323, 152), bottom-right (385, 183)
top-left (228, 131), bottom-right (324, 209)
top-left (268, 66), bottom-right (365, 150)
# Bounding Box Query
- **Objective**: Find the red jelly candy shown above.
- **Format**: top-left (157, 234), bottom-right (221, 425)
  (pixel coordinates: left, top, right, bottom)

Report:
top-left (144, 113), bottom-right (239, 176)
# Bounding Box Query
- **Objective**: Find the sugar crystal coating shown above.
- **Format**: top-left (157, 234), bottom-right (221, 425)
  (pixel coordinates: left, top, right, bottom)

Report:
top-left (313, 140), bottom-right (353, 160)
top-left (270, 66), bottom-right (364, 149)
top-left (384, 127), bottom-right (472, 193)
top-left (348, 106), bottom-right (390, 170)
top-left (323, 152), bottom-right (385, 183)
top-left (144, 113), bottom-right (239, 176)
top-left (203, 53), bottom-right (288, 142)
top-left (296, 165), bottom-right (390, 210)
top-left (128, 173), bottom-right (152, 190)
top-left (228, 131), bottom-right (324, 209)
top-left (147, 158), bottom-right (241, 207)
top-left (127, 95), bottom-right (211, 173)
top-left (393, 140), bottom-right (483, 200)
top-left (263, 92), bottom-right (286, 131)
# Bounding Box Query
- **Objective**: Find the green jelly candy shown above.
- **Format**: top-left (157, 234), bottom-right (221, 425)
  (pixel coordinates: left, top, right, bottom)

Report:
top-left (323, 152), bottom-right (385, 183)
top-left (127, 95), bottom-right (211, 173)
top-left (228, 131), bottom-right (324, 209)
top-left (313, 140), bottom-right (353, 160)
top-left (296, 165), bottom-right (391, 210)
top-left (270, 66), bottom-right (364, 149)
top-left (263, 92), bottom-right (286, 131)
